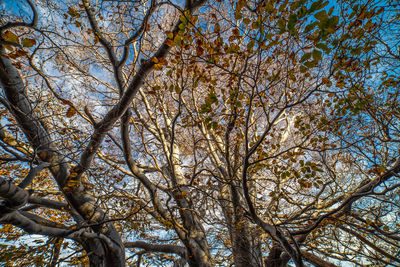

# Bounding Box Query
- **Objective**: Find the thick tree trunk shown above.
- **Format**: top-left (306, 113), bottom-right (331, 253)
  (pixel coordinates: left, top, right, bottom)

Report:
top-left (219, 184), bottom-right (263, 267)
top-left (0, 49), bottom-right (125, 266)
top-left (175, 193), bottom-right (212, 267)
top-left (265, 245), bottom-right (284, 267)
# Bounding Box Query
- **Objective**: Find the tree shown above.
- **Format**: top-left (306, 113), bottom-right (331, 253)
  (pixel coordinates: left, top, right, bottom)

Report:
top-left (0, 0), bottom-right (399, 266)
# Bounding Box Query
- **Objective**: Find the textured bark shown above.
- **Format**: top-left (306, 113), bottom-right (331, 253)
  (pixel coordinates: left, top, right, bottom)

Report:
top-left (265, 245), bottom-right (284, 267)
top-left (124, 241), bottom-right (187, 258)
top-left (0, 49), bottom-right (125, 266)
top-left (301, 251), bottom-right (338, 267)
top-left (122, 112), bottom-right (211, 266)
top-left (219, 183), bottom-right (263, 267)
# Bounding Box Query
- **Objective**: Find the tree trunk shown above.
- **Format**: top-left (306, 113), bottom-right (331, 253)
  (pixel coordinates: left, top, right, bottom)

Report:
top-left (219, 183), bottom-right (263, 267)
top-left (0, 49), bottom-right (125, 266)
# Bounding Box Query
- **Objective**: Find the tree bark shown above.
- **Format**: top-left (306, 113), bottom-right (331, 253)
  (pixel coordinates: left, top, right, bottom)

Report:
top-left (0, 49), bottom-right (125, 266)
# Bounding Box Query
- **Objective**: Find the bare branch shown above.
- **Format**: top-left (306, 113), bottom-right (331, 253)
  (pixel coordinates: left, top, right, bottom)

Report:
top-left (0, 0), bottom-right (38, 33)
top-left (124, 241), bottom-right (187, 258)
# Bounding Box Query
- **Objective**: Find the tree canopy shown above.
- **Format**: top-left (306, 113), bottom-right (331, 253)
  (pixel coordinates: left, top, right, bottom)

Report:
top-left (0, 0), bottom-right (399, 266)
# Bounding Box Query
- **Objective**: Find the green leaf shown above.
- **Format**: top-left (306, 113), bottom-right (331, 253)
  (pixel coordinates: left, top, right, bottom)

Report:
top-left (304, 22), bottom-right (317, 33)
top-left (277, 19), bottom-right (286, 33)
top-left (316, 43), bottom-right (331, 53)
top-left (300, 52), bottom-right (311, 62)
top-left (312, 49), bottom-right (322, 61)
top-left (288, 14), bottom-right (298, 35)
top-left (180, 15), bottom-right (188, 25)
top-left (297, 6), bottom-right (308, 19)
top-left (247, 39), bottom-right (255, 50)
top-left (314, 10), bottom-right (328, 22)
top-left (173, 35), bottom-right (182, 46)
top-left (309, 0), bottom-right (323, 13)
top-left (327, 16), bottom-right (339, 28)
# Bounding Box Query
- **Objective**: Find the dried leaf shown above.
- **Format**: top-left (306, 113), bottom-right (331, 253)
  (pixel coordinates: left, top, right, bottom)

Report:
top-left (66, 107), bottom-right (77, 117)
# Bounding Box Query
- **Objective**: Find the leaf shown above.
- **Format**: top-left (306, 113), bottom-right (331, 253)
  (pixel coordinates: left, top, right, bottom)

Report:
top-left (277, 19), bottom-right (286, 33)
top-left (247, 39), bottom-right (255, 51)
top-left (243, 18), bottom-right (251, 25)
top-left (180, 15), bottom-right (188, 25)
top-left (300, 52), bottom-right (311, 62)
top-left (316, 42), bottom-right (331, 53)
top-left (322, 78), bottom-right (332, 87)
top-left (21, 38), bottom-right (36, 47)
top-left (314, 10), bottom-right (328, 22)
top-left (287, 14), bottom-right (298, 34)
top-left (66, 107), bottom-right (77, 118)
top-left (214, 23), bottom-right (220, 33)
top-left (304, 22), bottom-right (317, 33)
top-left (173, 35), bottom-right (182, 46)
top-left (196, 46), bottom-right (204, 56)
top-left (309, 0), bottom-right (323, 13)
top-left (2, 31), bottom-right (19, 44)
top-left (153, 64), bottom-right (163, 70)
top-left (8, 49), bottom-right (28, 59)
top-left (67, 7), bottom-right (80, 18)
top-left (166, 31), bottom-right (174, 39)
top-left (312, 49), bottom-right (322, 61)
top-left (158, 57), bottom-right (168, 65)
top-left (165, 39), bottom-right (175, 47)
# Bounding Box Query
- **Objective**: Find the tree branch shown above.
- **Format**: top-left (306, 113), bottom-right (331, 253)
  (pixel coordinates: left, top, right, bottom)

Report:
top-left (18, 162), bottom-right (50, 189)
top-left (124, 241), bottom-right (187, 258)
top-left (0, 0), bottom-right (38, 33)
top-left (301, 250), bottom-right (338, 267)
top-left (76, 0), bottom-right (207, 180)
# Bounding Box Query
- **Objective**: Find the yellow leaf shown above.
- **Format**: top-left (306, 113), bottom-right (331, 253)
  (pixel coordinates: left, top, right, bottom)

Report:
top-left (152, 57), bottom-right (159, 63)
top-left (21, 38), bottom-right (36, 47)
top-left (2, 31), bottom-right (19, 44)
top-left (166, 31), bottom-right (174, 39)
top-left (153, 63), bottom-right (163, 70)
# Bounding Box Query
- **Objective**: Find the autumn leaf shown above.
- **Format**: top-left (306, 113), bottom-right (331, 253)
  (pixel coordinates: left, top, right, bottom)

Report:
top-left (21, 38), bottom-right (36, 48)
top-left (2, 31), bottom-right (19, 44)
top-left (153, 64), bottom-right (163, 70)
top-left (196, 46), bottom-right (204, 56)
top-left (322, 78), bottom-right (332, 87)
top-left (166, 31), bottom-right (174, 39)
top-left (166, 39), bottom-right (175, 47)
top-left (66, 107), bottom-right (77, 117)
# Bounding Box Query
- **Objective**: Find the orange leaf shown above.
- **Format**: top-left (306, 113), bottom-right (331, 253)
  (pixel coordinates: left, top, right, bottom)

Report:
top-left (165, 39), bottom-right (175, 47)
top-left (66, 107), bottom-right (77, 117)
